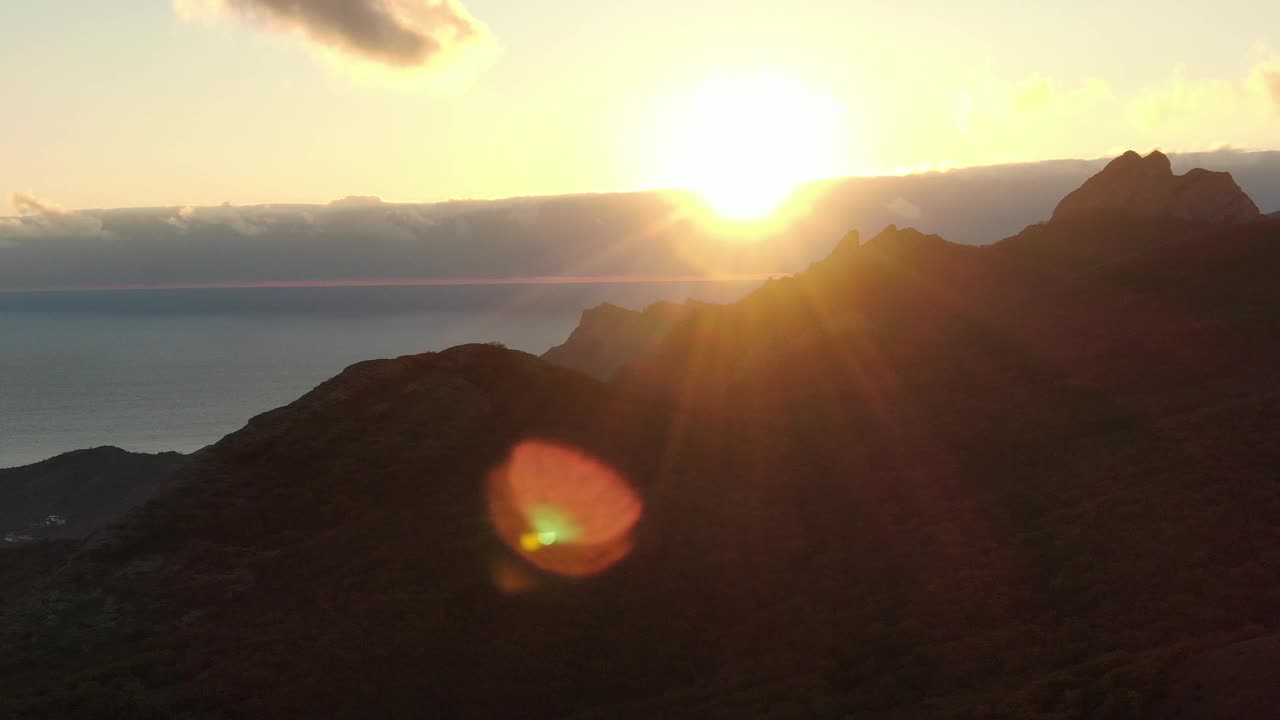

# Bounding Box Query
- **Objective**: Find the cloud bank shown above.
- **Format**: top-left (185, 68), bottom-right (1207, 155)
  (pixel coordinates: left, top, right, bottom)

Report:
top-left (166, 204), bottom-right (267, 236)
top-left (1262, 69), bottom-right (1280, 110)
top-left (173, 0), bottom-right (490, 70)
top-left (886, 196), bottom-right (923, 221)
top-left (1129, 52), bottom-right (1280, 132)
top-left (3, 151), bottom-right (1278, 292)
top-left (0, 193), bottom-right (107, 239)
top-left (951, 73), bottom-right (1111, 135)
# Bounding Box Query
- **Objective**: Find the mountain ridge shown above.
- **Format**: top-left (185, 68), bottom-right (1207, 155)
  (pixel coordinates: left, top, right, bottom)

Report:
top-left (540, 300), bottom-right (699, 380)
top-left (545, 152), bottom-right (1268, 381)
top-left (1051, 150), bottom-right (1260, 223)
top-left (6, 150), bottom-right (1280, 292)
top-left (3, 151), bottom-right (1280, 719)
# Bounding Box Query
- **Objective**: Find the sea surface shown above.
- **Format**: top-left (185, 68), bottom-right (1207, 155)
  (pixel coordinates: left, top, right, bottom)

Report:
top-left (0, 281), bottom-right (761, 469)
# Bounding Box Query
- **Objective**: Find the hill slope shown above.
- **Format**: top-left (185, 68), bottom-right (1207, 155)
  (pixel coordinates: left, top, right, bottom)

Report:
top-left (0, 446), bottom-right (186, 542)
top-left (2, 153), bottom-right (1279, 719)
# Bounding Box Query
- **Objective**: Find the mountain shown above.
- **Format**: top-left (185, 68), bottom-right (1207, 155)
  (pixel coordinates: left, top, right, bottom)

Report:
top-left (1051, 150), bottom-right (1260, 223)
top-left (0, 446), bottom-right (186, 543)
top-left (2, 152), bottom-right (1280, 719)
top-left (0, 447), bottom-right (186, 621)
top-left (541, 301), bottom-right (698, 379)
top-left (548, 152), bottom-right (1268, 377)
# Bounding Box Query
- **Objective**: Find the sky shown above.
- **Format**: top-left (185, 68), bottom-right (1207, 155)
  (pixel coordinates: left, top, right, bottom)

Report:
top-left (2, 0), bottom-right (1279, 214)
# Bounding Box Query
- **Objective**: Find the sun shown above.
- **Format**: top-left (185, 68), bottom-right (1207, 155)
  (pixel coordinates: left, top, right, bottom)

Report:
top-left (667, 74), bottom-right (846, 221)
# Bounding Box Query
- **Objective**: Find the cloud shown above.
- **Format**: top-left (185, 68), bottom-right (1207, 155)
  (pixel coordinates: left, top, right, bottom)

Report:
top-left (3, 152), bottom-right (1279, 289)
top-left (173, 0), bottom-right (491, 71)
top-left (1129, 69), bottom-right (1243, 130)
top-left (0, 193), bottom-right (107, 240)
top-left (1263, 70), bottom-right (1280, 109)
top-left (951, 73), bottom-right (1111, 134)
top-left (1129, 52), bottom-right (1280, 131)
top-left (886, 196), bottom-right (922, 221)
top-left (328, 195), bottom-right (386, 208)
top-left (166, 203), bottom-right (266, 235)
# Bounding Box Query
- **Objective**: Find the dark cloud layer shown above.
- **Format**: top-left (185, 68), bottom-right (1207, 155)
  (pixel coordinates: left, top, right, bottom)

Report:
top-left (204, 0), bottom-right (486, 68)
top-left (0, 193), bottom-right (106, 239)
top-left (2, 151), bottom-right (1278, 291)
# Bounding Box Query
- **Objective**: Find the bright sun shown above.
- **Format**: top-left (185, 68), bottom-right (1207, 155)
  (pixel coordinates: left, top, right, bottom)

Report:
top-left (668, 74), bottom-right (846, 221)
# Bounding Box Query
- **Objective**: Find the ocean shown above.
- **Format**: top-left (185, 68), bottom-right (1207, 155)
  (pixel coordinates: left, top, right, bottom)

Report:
top-left (0, 280), bottom-right (761, 469)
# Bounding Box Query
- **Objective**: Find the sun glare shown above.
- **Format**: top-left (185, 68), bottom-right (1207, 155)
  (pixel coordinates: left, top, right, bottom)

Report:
top-left (488, 439), bottom-right (644, 579)
top-left (668, 74), bottom-right (846, 221)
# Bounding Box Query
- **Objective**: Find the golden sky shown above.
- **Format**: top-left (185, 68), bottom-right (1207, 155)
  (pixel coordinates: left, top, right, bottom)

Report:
top-left (1, 1), bottom-right (1278, 213)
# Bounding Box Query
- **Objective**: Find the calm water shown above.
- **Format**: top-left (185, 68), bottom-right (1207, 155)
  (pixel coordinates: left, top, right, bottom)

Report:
top-left (0, 281), bottom-right (760, 468)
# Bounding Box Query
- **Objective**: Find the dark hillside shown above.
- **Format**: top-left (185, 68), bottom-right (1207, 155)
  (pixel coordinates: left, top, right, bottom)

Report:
top-left (2, 154), bottom-right (1279, 719)
top-left (0, 447), bottom-right (187, 541)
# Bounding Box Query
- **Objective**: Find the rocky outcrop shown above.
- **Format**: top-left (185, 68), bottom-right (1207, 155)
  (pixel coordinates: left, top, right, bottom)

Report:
top-left (541, 301), bottom-right (697, 380)
top-left (1051, 150), bottom-right (1260, 223)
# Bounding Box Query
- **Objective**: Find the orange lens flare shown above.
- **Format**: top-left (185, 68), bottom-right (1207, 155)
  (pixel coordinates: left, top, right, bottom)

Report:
top-left (491, 556), bottom-right (539, 595)
top-left (488, 439), bottom-right (644, 578)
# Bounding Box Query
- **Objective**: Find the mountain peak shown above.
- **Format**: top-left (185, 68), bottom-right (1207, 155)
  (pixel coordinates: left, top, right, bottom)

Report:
top-left (1103, 149), bottom-right (1170, 175)
top-left (1051, 150), bottom-right (1259, 223)
top-left (542, 301), bottom-right (696, 380)
top-left (1142, 149), bottom-right (1172, 174)
top-left (829, 229), bottom-right (861, 257)
top-left (863, 224), bottom-right (948, 253)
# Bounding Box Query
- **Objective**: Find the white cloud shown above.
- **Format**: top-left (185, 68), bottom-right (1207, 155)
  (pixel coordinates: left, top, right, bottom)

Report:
top-left (165, 203), bottom-right (266, 235)
top-left (951, 73), bottom-right (1111, 134)
top-left (1129, 52), bottom-right (1280, 132)
top-left (328, 195), bottom-right (385, 208)
top-left (0, 193), bottom-right (108, 240)
top-left (886, 196), bottom-right (922, 221)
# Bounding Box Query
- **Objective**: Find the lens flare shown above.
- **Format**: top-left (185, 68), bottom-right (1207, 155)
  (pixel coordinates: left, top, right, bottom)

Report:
top-left (491, 556), bottom-right (539, 595)
top-left (488, 439), bottom-right (644, 577)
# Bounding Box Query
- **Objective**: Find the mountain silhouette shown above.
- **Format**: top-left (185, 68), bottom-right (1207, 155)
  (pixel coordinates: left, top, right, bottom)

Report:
top-left (1051, 150), bottom-right (1260, 223)
top-left (541, 301), bottom-right (697, 380)
top-left (2, 152), bottom-right (1279, 719)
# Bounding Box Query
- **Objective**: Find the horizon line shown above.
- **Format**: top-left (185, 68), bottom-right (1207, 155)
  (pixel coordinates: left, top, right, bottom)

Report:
top-left (15, 146), bottom-right (1276, 217)
top-left (0, 273), bottom-right (791, 295)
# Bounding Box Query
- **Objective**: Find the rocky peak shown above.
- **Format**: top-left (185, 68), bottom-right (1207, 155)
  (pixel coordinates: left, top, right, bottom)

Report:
top-left (574, 302), bottom-right (663, 332)
top-left (828, 229), bottom-right (862, 259)
top-left (541, 301), bottom-right (696, 380)
top-left (861, 225), bottom-right (949, 254)
top-left (1103, 149), bottom-right (1172, 176)
top-left (826, 226), bottom-right (948, 259)
top-left (1051, 150), bottom-right (1260, 223)
top-left (865, 224), bottom-right (911, 243)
